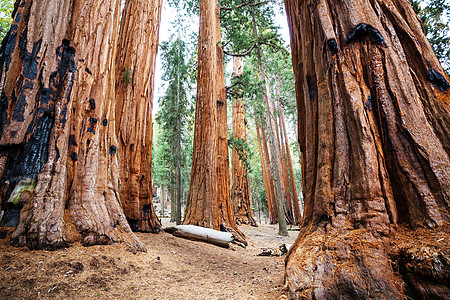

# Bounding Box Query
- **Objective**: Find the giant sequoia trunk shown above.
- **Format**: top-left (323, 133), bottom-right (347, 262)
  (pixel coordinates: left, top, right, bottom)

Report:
top-left (183, 0), bottom-right (246, 245)
top-left (115, 0), bottom-right (162, 233)
top-left (284, 0), bottom-right (450, 298)
top-left (0, 0), bottom-right (142, 251)
top-left (231, 57), bottom-right (257, 227)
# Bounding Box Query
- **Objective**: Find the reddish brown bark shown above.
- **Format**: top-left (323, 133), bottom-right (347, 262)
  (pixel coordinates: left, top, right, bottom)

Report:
top-left (231, 57), bottom-right (257, 227)
top-left (284, 0), bottom-right (450, 298)
top-left (183, 0), bottom-right (219, 230)
top-left (0, 0), bottom-right (143, 250)
top-left (256, 118), bottom-right (278, 224)
top-left (183, 0), bottom-right (246, 245)
top-left (115, 0), bottom-right (162, 233)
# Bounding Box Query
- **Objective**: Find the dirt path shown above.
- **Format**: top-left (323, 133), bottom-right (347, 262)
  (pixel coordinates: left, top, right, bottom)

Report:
top-left (0, 222), bottom-right (299, 299)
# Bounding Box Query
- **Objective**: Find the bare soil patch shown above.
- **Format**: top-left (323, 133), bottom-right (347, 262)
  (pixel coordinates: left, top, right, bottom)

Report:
top-left (0, 221), bottom-right (298, 299)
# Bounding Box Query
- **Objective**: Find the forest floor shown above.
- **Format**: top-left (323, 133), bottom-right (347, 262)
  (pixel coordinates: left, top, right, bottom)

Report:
top-left (0, 220), bottom-right (298, 299)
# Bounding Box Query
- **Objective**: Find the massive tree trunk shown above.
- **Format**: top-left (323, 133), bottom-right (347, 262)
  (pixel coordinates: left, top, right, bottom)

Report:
top-left (115, 0), bottom-right (162, 233)
top-left (0, 0), bottom-right (143, 251)
top-left (284, 0), bottom-right (450, 298)
top-left (184, 0), bottom-right (246, 245)
top-left (231, 57), bottom-right (257, 227)
top-left (256, 117), bottom-right (277, 224)
top-left (183, 0), bottom-right (219, 229)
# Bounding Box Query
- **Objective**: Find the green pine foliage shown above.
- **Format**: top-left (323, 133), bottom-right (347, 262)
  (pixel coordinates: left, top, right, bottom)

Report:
top-left (153, 37), bottom-right (195, 195)
top-left (0, 0), bottom-right (14, 42)
top-left (220, 0), bottom-right (303, 217)
top-left (411, 0), bottom-right (450, 73)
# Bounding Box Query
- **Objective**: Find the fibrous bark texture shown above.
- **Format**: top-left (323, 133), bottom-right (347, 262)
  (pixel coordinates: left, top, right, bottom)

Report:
top-left (284, 0), bottom-right (450, 298)
top-left (184, 0), bottom-right (246, 245)
top-left (0, 0), bottom-right (143, 251)
top-left (231, 57), bottom-right (257, 227)
top-left (115, 0), bottom-right (162, 233)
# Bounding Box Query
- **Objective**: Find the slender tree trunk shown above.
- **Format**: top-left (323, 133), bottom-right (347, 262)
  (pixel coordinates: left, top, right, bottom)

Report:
top-left (284, 0), bottom-right (450, 298)
top-left (171, 185), bottom-right (176, 222)
top-left (251, 9), bottom-right (288, 235)
top-left (277, 99), bottom-right (294, 225)
top-left (280, 104), bottom-right (301, 225)
top-left (257, 117), bottom-right (278, 224)
top-left (231, 57), bottom-right (257, 227)
top-left (115, 0), bottom-right (162, 233)
top-left (1, 0), bottom-right (143, 251)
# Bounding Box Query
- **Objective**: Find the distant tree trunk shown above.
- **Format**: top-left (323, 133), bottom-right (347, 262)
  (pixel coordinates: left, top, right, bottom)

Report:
top-left (256, 117), bottom-right (277, 224)
top-left (284, 0), bottom-right (450, 298)
top-left (231, 57), bottom-right (257, 227)
top-left (170, 186), bottom-right (176, 222)
top-left (251, 10), bottom-right (287, 236)
top-left (184, 0), bottom-right (246, 245)
top-left (277, 99), bottom-right (294, 225)
top-left (279, 105), bottom-right (301, 225)
top-left (1, 0), bottom-right (143, 251)
top-left (115, 0), bottom-right (162, 233)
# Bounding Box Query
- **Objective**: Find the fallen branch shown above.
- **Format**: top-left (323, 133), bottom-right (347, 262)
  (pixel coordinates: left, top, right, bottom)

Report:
top-left (165, 225), bottom-right (233, 248)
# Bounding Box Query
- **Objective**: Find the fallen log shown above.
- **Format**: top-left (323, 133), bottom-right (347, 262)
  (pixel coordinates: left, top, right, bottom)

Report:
top-left (164, 225), bottom-right (233, 248)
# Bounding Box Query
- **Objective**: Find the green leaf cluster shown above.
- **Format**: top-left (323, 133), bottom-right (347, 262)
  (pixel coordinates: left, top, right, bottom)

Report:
top-left (0, 0), bottom-right (14, 42)
top-left (228, 134), bottom-right (253, 176)
top-left (411, 0), bottom-right (450, 73)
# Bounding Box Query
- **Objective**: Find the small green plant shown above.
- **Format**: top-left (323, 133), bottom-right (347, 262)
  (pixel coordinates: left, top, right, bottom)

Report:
top-left (121, 67), bottom-right (132, 85)
top-left (228, 134), bottom-right (253, 176)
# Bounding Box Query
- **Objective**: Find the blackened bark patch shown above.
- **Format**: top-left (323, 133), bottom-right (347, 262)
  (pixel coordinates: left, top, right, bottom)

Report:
top-left (85, 67), bottom-right (92, 74)
top-left (102, 119), bottom-right (108, 126)
top-left (306, 76), bottom-right (315, 101)
top-left (346, 23), bottom-right (384, 46)
top-left (109, 145), bottom-right (117, 155)
top-left (12, 91), bottom-right (27, 122)
top-left (0, 24), bottom-right (18, 76)
top-left (365, 95), bottom-right (373, 111)
top-left (427, 67), bottom-right (449, 91)
top-left (68, 134), bottom-right (77, 148)
top-left (71, 152), bottom-right (78, 161)
top-left (0, 38), bottom-right (76, 224)
top-left (87, 127), bottom-right (95, 134)
top-left (327, 39), bottom-right (338, 55)
top-left (89, 117), bottom-right (97, 124)
top-left (89, 99), bottom-right (95, 110)
top-left (0, 113), bottom-right (54, 215)
top-left (21, 38), bottom-right (42, 80)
